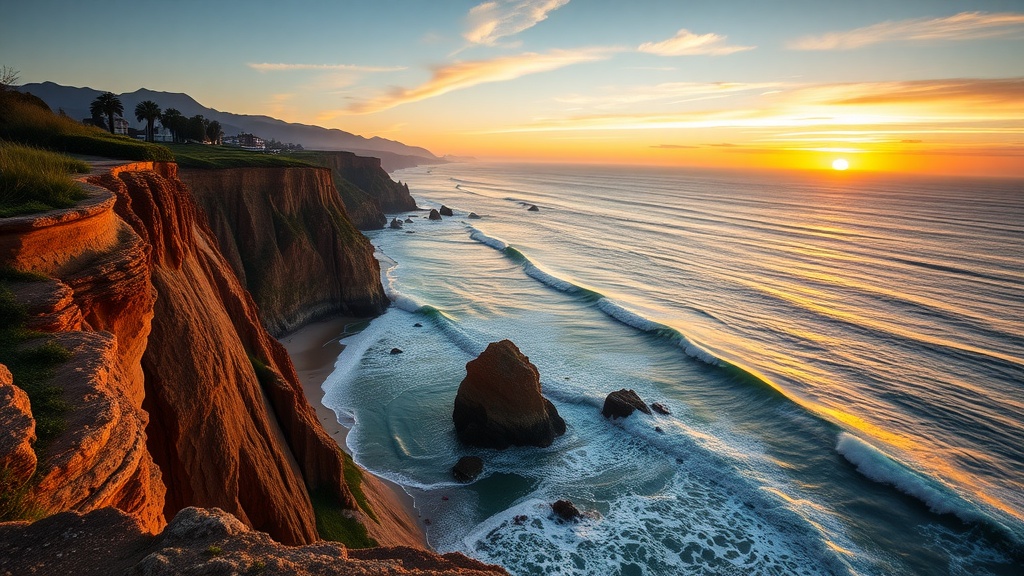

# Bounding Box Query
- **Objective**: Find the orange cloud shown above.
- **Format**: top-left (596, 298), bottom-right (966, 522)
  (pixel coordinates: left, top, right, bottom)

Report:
top-left (638, 28), bottom-right (755, 56)
top-left (343, 47), bottom-right (616, 114)
top-left (464, 0), bottom-right (570, 45)
top-left (788, 11), bottom-right (1024, 50)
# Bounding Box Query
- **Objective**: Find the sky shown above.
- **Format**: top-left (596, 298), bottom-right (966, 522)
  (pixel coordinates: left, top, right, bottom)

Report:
top-left (3, 0), bottom-right (1024, 176)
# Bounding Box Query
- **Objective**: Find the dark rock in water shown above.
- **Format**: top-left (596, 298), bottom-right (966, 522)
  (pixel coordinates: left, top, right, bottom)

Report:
top-left (406, 230), bottom-right (415, 234)
top-left (439, 205), bottom-right (454, 216)
top-left (453, 340), bottom-right (566, 449)
top-left (467, 212), bottom-right (481, 219)
top-left (513, 515), bottom-right (528, 525)
top-left (650, 402), bottom-right (671, 415)
top-left (428, 209), bottom-right (442, 220)
top-left (404, 217), bottom-right (414, 223)
top-left (655, 426), bottom-right (664, 434)
top-left (451, 456), bottom-right (484, 482)
top-left (390, 348), bottom-right (403, 355)
top-left (414, 323), bottom-right (423, 327)
top-left (527, 204), bottom-right (539, 212)
top-left (389, 218), bottom-right (403, 229)
top-left (602, 389), bottom-right (652, 420)
top-left (551, 500), bottom-right (581, 522)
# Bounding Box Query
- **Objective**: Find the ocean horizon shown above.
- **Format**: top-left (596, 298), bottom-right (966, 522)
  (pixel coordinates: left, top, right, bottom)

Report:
top-left (323, 161), bottom-right (1023, 575)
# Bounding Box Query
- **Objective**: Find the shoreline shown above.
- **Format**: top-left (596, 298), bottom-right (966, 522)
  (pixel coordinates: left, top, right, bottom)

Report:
top-left (279, 315), bottom-right (427, 548)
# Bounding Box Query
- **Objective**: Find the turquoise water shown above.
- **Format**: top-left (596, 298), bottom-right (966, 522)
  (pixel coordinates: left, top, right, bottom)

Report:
top-left (322, 163), bottom-right (1024, 575)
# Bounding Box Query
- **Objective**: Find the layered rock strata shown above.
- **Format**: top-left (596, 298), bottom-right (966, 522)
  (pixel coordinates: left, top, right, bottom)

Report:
top-left (302, 151), bottom-right (418, 230)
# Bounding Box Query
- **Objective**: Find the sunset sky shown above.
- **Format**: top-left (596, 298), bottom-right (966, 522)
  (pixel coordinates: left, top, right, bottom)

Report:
top-left (3, 0), bottom-right (1023, 176)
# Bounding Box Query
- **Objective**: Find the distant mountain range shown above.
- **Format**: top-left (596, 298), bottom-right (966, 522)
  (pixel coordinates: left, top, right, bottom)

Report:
top-left (18, 81), bottom-right (442, 171)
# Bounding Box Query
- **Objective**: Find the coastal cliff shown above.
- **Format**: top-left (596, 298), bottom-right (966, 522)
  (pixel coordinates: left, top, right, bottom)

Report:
top-left (302, 151), bottom-right (419, 230)
top-left (178, 166), bottom-right (388, 336)
top-left (0, 162), bottom-right (422, 548)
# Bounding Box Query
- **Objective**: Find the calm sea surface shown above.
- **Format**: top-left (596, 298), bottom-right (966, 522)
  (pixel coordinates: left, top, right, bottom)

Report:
top-left (323, 163), bottom-right (1024, 575)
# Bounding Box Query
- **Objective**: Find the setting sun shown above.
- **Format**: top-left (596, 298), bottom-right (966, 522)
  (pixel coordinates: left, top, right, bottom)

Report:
top-left (832, 158), bottom-right (850, 171)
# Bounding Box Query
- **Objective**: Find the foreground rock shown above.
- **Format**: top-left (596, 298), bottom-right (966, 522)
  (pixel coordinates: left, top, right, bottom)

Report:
top-left (551, 500), bottom-right (581, 523)
top-left (451, 456), bottom-right (484, 483)
top-left (439, 205), bottom-right (454, 216)
top-left (428, 209), bottom-right (442, 220)
top-left (453, 340), bottom-right (566, 449)
top-left (390, 218), bottom-right (404, 229)
top-left (602, 389), bottom-right (652, 419)
top-left (0, 507), bottom-right (508, 576)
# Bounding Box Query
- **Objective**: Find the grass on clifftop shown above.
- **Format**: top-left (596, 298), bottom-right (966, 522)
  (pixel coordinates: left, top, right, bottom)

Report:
top-left (0, 142), bottom-right (89, 217)
top-left (166, 143), bottom-right (315, 169)
top-left (0, 91), bottom-right (172, 162)
top-left (310, 487), bottom-right (378, 549)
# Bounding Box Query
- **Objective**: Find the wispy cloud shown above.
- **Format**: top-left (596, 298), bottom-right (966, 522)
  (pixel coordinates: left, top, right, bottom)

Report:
top-left (480, 77), bottom-right (1024, 133)
top-left (638, 28), bottom-right (755, 56)
top-left (343, 47), bottom-right (615, 114)
top-left (788, 11), bottom-right (1024, 50)
top-left (555, 81), bottom-right (779, 109)
top-left (651, 144), bottom-right (698, 149)
top-left (464, 0), bottom-right (570, 46)
top-left (248, 62), bottom-right (406, 72)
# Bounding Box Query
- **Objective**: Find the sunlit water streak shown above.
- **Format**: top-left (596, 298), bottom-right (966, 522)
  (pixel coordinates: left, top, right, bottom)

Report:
top-left (322, 163), bottom-right (1024, 575)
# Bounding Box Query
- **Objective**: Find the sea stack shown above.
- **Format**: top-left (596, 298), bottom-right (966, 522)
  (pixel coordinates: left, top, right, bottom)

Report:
top-left (439, 205), bottom-right (454, 216)
top-left (428, 208), bottom-right (442, 220)
top-left (452, 340), bottom-right (566, 449)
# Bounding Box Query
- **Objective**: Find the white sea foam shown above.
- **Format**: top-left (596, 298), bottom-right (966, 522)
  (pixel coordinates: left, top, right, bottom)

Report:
top-left (524, 263), bottom-right (578, 293)
top-left (836, 433), bottom-right (985, 524)
top-left (595, 299), bottom-right (724, 366)
top-left (467, 227), bottom-right (508, 251)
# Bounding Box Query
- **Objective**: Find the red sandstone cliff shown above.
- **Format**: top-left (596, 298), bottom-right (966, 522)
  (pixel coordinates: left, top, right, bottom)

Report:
top-left (178, 166), bottom-right (388, 336)
top-left (302, 151), bottom-right (419, 230)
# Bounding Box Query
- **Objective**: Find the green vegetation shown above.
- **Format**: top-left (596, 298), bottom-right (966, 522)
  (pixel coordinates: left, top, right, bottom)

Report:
top-left (310, 487), bottom-right (378, 549)
top-left (89, 92), bottom-right (123, 135)
top-left (341, 450), bottom-right (377, 522)
top-left (165, 143), bottom-right (314, 169)
top-left (0, 91), bottom-right (172, 161)
top-left (0, 142), bottom-right (89, 217)
top-left (134, 100), bottom-right (161, 143)
top-left (0, 269), bottom-right (72, 448)
top-left (0, 268), bottom-right (73, 522)
top-left (204, 545), bottom-right (223, 557)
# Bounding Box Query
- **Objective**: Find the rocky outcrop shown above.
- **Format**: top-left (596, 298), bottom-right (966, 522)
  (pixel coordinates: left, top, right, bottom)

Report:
top-left (602, 389), bottom-right (652, 420)
top-left (452, 340), bottom-right (566, 449)
top-left (178, 167), bottom-right (388, 336)
top-left (0, 366), bottom-right (36, 488)
top-left (428, 209), bottom-right (442, 221)
top-left (550, 500), bottom-right (581, 523)
top-left (451, 456), bottom-right (483, 483)
top-left (0, 507), bottom-right (508, 576)
top-left (0, 178), bottom-right (164, 531)
top-left (439, 205), bottom-right (454, 216)
top-left (302, 151), bottom-right (418, 230)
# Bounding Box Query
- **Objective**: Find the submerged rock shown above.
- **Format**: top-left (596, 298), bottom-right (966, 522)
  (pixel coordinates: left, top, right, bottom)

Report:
top-left (405, 217), bottom-right (414, 223)
top-left (527, 204), bottom-right (539, 212)
top-left (428, 209), bottom-right (442, 220)
top-left (389, 218), bottom-right (403, 229)
top-left (439, 205), bottom-right (454, 216)
top-left (452, 456), bottom-right (484, 482)
top-left (467, 212), bottom-right (481, 219)
top-left (602, 389), bottom-right (652, 420)
top-left (452, 340), bottom-right (566, 449)
top-left (551, 500), bottom-right (581, 522)
top-left (390, 348), bottom-right (403, 355)
top-left (650, 402), bottom-right (671, 415)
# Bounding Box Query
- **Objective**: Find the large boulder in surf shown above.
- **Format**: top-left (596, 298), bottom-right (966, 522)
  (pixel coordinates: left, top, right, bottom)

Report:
top-left (453, 340), bottom-right (566, 449)
top-left (389, 217), bottom-right (403, 229)
top-left (452, 456), bottom-right (484, 482)
top-left (602, 389), bottom-right (652, 420)
top-left (428, 209), bottom-right (442, 220)
top-left (439, 205), bottom-right (454, 216)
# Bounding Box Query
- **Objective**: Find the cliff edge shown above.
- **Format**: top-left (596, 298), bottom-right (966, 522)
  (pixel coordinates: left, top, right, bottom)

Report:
top-left (302, 151), bottom-right (418, 230)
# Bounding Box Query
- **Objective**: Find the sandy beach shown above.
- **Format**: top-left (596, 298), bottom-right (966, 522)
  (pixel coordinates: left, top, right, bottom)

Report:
top-left (279, 315), bottom-right (427, 548)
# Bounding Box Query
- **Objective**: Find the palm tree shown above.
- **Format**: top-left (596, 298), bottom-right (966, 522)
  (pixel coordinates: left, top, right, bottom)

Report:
top-left (134, 100), bottom-right (161, 142)
top-left (161, 108), bottom-right (184, 143)
top-left (89, 92), bottom-right (123, 134)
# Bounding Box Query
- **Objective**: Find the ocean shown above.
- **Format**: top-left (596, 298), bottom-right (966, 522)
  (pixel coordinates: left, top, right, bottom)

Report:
top-left (321, 162), bottom-right (1024, 575)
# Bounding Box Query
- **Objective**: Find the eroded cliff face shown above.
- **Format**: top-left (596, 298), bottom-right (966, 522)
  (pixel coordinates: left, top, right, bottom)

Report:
top-left (178, 166), bottom-right (387, 336)
top-left (1, 160), bottom-right (437, 560)
top-left (304, 151), bottom-right (419, 230)
top-left (0, 179), bottom-right (164, 532)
